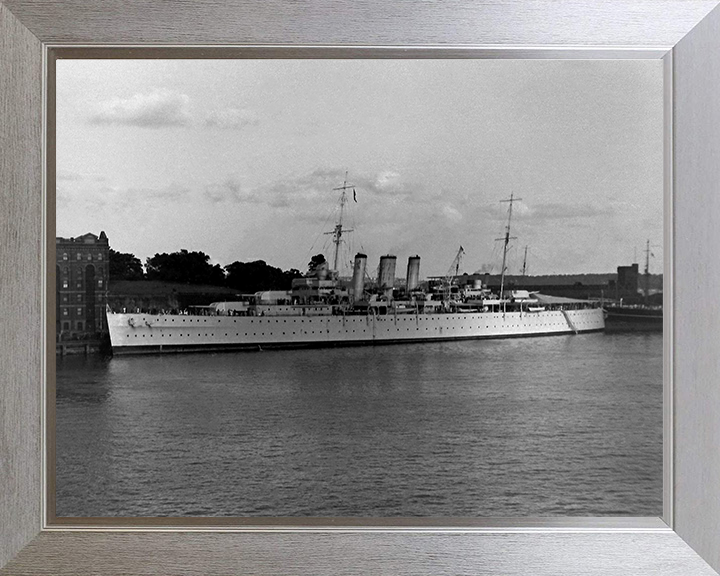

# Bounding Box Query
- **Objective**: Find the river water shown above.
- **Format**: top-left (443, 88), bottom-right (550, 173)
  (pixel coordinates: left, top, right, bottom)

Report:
top-left (56, 332), bottom-right (662, 517)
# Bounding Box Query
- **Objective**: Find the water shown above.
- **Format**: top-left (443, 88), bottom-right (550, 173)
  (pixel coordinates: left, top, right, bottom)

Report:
top-left (55, 332), bottom-right (662, 517)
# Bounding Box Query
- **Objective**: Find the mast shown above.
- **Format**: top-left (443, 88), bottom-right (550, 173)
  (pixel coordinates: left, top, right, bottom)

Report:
top-left (521, 245), bottom-right (529, 277)
top-left (497, 192), bottom-right (520, 299)
top-left (325, 172), bottom-right (354, 275)
top-left (644, 239), bottom-right (650, 304)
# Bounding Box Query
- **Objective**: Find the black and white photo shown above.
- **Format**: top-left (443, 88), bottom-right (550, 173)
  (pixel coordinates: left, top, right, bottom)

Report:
top-left (55, 58), bottom-right (664, 518)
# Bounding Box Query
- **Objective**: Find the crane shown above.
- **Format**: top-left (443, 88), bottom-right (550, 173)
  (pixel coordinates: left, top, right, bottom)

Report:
top-left (442, 246), bottom-right (465, 301)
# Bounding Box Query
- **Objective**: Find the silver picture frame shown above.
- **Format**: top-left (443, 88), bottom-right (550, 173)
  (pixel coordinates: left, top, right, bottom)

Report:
top-left (2, 1), bottom-right (720, 574)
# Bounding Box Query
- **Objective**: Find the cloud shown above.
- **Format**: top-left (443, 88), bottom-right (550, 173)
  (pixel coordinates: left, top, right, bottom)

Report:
top-left (481, 200), bottom-right (614, 223)
top-left (57, 181), bottom-right (189, 211)
top-left (132, 183), bottom-right (189, 201)
top-left (226, 168), bottom-right (346, 213)
top-left (374, 171), bottom-right (403, 193)
top-left (204, 177), bottom-right (250, 203)
top-left (204, 175), bottom-right (295, 206)
top-left (57, 169), bottom-right (105, 182)
top-left (200, 167), bottom-right (425, 225)
top-left (89, 89), bottom-right (192, 127)
top-left (442, 204), bottom-right (463, 222)
top-left (205, 108), bottom-right (258, 130)
top-left (530, 202), bottom-right (615, 220)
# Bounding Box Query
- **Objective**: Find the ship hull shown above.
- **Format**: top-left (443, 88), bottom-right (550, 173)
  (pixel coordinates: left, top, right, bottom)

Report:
top-left (107, 308), bottom-right (605, 355)
top-left (604, 306), bottom-right (662, 332)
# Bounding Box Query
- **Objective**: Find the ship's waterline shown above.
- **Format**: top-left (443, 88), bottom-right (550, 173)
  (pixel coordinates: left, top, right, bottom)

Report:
top-left (108, 307), bottom-right (605, 354)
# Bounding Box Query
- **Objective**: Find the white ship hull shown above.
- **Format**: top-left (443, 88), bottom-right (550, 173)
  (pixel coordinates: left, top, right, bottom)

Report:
top-left (107, 308), bottom-right (605, 355)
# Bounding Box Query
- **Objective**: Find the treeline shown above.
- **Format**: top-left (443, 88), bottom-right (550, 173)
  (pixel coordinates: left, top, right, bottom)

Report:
top-left (109, 248), bottom-right (305, 293)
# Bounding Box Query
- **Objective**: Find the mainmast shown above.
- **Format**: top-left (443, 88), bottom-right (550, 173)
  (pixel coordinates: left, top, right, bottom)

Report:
top-left (521, 245), bottom-right (529, 277)
top-left (497, 192), bottom-right (520, 298)
top-left (326, 172), bottom-right (354, 275)
top-left (644, 239), bottom-right (651, 304)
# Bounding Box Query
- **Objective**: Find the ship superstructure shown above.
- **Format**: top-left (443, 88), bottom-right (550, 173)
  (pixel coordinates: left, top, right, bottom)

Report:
top-left (107, 181), bottom-right (605, 354)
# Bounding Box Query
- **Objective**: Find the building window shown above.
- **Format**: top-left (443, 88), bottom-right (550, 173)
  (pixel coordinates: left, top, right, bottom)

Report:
top-left (76, 321), bottom-right (83, 330)
top-left (76, 253), bottom-right (82, 260)
top-left (98, 254), bottom-right (103, 261)
top-left (98, 279), bottom-right (103, 288)
top-left (62, 322), bottom-right (70, 331)
top-left (62, 253), bottom-right (68, 261)
top-left (76, 307), bottom-right (82, 316)
top-left (62, 295), bottom-right (67, 302)
top-left (62, 309), bottom-right (68, 316)
top-left (87, 254), bottom-right (92, 261)
top-left (76, 294), bottom-right (82, 302)
top-left (62, 280), bottom-right (68, 288)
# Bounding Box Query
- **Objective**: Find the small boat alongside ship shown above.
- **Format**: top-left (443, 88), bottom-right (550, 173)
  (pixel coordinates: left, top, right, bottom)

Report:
top-left (107, 183), bottom-right (605, 354)
top-left (603, 304), bottom-right (662, 331)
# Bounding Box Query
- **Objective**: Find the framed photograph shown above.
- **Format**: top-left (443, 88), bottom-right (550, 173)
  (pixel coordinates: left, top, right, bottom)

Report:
top-left (2, 2), bottom-right (720, 575)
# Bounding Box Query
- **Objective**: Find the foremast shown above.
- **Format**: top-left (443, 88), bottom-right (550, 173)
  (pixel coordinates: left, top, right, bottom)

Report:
top-left (325, 172), bottom-right (355, 275)
top-left (644, 238), bottom-right (651, 305)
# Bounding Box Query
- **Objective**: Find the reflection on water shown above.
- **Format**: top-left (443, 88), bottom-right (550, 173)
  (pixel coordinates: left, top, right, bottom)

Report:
top-left (56, 332), bottom-right (662, 517)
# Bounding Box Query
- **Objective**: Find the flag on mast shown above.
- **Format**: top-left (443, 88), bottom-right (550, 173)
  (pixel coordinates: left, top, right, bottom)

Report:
top-left (353, 188), bottom-right (357, 203)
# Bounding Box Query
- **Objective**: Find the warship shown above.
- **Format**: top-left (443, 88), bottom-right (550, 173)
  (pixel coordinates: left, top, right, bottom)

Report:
top-left (107, 182), bottom-right (604, 354)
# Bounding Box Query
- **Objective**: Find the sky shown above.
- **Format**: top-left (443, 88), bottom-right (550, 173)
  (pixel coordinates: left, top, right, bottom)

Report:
top-left (56, 59), bottom-right (664, 278)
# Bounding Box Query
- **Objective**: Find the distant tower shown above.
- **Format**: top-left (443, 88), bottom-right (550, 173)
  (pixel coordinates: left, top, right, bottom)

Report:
top-left (616, 263), bottom-right (639, 299)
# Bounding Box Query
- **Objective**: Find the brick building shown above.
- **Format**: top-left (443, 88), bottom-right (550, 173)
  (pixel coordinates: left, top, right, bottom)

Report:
top-left (56, 232), bottom-right (110, 341)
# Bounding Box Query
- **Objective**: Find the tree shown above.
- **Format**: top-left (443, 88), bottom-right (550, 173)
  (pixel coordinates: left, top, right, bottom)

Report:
top-left (109, 249), bottom-right (144, 280)
top-left (145, 250), bottom-right (225, 285)
top-left (225, 260), bottom-right (302, 293)
top-left (307, 254), bottom-right (326, 274)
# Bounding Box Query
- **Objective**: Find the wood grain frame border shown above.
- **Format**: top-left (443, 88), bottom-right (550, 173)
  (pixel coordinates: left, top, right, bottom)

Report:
top-left (2, 2), bottom-right (720, 574)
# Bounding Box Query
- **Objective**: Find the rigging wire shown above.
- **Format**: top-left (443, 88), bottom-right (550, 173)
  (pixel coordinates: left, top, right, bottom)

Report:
top-left (306, 201), bottom-right (340, 270)
top-left (304, 179), bottom-right (363, 279)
